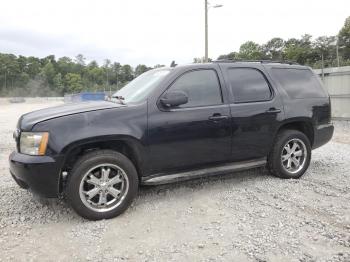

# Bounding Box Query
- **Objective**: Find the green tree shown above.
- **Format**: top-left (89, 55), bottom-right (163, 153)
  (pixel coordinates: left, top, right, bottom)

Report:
top-left (193, 57), bottom-right (212, 63)
top-left (0, 53), bottom-right (137, 96)
top-left (88, 60), bottom-right (99, 68)
top-left (238, 41), bottom-right (264, 60)
top-left (119, 64), bottom-right (134, 83)
top-left (53, 73), bottom-right (64, 94)
top-left (41, 62), bottom-right (56, 85)
top-left (135, 64), bottom-right (151, 76)
top-left (110, 62), bottom-right (121, 86)
top-left (193, 57), bottom-right (203, 63)
top-left (57, 57), bottom-right (74, 76)
top-left (86, 67), bottom-right (105, 85)
top-left (263, 37), bottom-right (285, 60)
top-left (74, 54), bottom-right (86, 76)
top-left (283, 35), bottom-right (315, 64)
top-left (217, 52), bottom-right (239, 60)
top-left (338, 16), bottom-right (350, 60)
top-left (75, 54), bottom-right (86, 66)
top-left (313, 36), bottom-right (336, 67)
top-left (26, 56), bottom-right (41, 78)
top-left (0, 54), bottom-right (20, 91)
top-left (64, 73), bottom-right (83, 93)
top-left (16, 72), bottom-right (30, 87)
top-left (154, 64), bottom-right (165, 68)
top-left (17, 55), bottom-right (28, 73)
top-left (40, 55), bottom-right (56, 67)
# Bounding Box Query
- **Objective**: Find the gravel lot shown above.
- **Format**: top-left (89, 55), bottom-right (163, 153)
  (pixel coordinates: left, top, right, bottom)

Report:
top-left (0, 102), bottom-right (350, 262)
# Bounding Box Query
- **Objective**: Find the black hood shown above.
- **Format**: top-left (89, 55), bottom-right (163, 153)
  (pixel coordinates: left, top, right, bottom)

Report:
top-left (19, 101), bottom-right (125, 130)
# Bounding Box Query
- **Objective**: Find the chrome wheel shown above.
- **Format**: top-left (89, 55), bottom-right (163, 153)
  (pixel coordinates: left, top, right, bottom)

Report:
top-left (79, 164), bottom-right (129, 212)
top-left (281, 138), bottom-right (307, 174)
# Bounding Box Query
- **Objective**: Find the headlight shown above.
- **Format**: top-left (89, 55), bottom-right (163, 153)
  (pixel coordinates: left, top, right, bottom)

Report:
top-left (20, 132), bottom-right (49, 156)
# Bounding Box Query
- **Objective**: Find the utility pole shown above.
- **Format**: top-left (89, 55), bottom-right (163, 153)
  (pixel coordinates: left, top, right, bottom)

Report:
top-left (321, 52), bottom-right (325, 81)
top-left (204, 0), bottom-right (208, 63)
top-left (106, 69), bottom-right (111, 96)
top-left (116, 69), bottom-right (119, 90)
top-left (204, 1), bottom-right (222, 63)
top-left (4, 68), bottom-right (7, 90)
top-left (336, 37), bottom-right (340, 67)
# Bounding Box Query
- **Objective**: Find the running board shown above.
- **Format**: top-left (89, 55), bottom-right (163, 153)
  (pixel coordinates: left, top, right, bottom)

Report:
top-left (141, 158), bottom-right (266, 185)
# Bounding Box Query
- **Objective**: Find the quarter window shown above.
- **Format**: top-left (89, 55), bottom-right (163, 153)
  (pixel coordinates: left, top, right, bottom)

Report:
top-left (167, 69), bottom-right (222, 108)
top-left (227, 68), bottom-right (272, 103)
top-left (270, 68), bottom-right (326, 99)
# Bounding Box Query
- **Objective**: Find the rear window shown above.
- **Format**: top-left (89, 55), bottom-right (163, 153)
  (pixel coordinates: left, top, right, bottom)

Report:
top-left (271, 68), bottom-right (326, 99)
top-left (227, 68), bottom-right (272, 103)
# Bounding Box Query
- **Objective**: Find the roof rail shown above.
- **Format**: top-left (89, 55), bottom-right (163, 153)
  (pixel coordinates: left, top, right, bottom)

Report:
top-left (213, 59), bottom-right (299, 65)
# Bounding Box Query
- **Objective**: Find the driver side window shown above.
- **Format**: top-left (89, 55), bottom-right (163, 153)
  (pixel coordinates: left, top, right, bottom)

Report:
top-left (168, 69), bottom-right (223, 108)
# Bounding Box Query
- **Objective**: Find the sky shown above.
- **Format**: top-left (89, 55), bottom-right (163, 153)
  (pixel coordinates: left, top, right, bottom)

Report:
top-left (0, 0), bottom-right (349, 67)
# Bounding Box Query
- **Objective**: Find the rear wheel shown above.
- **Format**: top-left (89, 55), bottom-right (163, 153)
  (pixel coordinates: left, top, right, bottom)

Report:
top-left (268, 129), bottom-right (311, 179)
top-left (66, 150), bottom-right (138, 220)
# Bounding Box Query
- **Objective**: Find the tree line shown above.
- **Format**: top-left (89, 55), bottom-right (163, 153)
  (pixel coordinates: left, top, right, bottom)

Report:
top-left (0, 16), bottom-right (349, 97)
top-left (200, 16), bottom-right (350, 68)
top-left (0, 53), bottom-right (165, 96)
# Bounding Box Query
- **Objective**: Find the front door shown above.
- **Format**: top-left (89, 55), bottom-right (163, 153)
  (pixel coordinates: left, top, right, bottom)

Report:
top-left (147, 68), bottom-right (231, 173)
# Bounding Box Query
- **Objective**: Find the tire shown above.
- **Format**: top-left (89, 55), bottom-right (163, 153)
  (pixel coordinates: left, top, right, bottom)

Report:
top-left (267, 129), bottom-right (311, 179)
top-left (66, 150), bottom-right (139, 220)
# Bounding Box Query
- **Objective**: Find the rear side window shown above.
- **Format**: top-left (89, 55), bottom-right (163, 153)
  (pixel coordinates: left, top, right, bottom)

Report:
top-left (270, 68), bottom-right (326, 99)
top-left (168, 69), bottom-right (222, 108)
top-left (227, 68), bottom-right (272, 103)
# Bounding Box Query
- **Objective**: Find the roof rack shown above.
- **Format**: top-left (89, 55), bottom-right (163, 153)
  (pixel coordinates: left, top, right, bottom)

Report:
top-left (213, 59), bottom-right (299, 65)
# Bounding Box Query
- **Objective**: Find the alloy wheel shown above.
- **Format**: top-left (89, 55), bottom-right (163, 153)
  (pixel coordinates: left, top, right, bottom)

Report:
top-left (281, 138), bottom-right (307, 174)
top-left (79, 164), bottom-right (129, 212)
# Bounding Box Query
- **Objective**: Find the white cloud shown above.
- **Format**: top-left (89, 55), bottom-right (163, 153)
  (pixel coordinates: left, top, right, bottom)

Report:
top-left (0, 0), bottom-right (349, 66)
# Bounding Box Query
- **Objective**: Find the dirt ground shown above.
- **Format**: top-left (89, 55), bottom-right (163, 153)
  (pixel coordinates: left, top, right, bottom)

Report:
top-left (0, 102), bottom-right (349, 262)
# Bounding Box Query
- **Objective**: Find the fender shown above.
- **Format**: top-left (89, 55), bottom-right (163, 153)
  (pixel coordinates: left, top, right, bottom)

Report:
top-left (31, 102), bottom-right (149, 173)
top-left (274, 117), bottom-right (314, 145)
top-left (60, 134), bottom-right (148, 174)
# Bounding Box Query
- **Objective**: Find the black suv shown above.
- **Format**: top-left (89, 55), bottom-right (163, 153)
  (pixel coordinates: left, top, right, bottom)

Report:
top-left (9, 61), bottom-right (334, 220)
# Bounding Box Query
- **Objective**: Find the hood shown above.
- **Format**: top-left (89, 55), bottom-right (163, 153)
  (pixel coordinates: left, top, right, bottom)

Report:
top-left (19, 101), bottom-right (125, 130)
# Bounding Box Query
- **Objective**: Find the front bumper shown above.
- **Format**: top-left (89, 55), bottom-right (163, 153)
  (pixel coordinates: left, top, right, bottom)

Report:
top-left (9, 152), bottom-right (64, 198)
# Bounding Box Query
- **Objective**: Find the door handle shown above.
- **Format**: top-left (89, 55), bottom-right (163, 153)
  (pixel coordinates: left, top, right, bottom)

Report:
top-left (266, 107), bottom-right (281, 114)
top-left (208, 114), bottom-right (229, 121)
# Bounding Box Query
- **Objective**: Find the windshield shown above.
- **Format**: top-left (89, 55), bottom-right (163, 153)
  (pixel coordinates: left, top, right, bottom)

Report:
top-left (113, 69), bottom-right (171, 103)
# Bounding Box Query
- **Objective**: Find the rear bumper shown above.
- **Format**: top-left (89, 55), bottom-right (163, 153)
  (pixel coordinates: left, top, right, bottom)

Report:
top-left (9, 152), bottom-right (64, 198)
top-left (313, 123), bottom-right (334, 149)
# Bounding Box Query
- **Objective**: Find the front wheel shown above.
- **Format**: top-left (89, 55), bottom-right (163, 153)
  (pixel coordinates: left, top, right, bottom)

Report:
top-left (268, 129), bottom-right (311, 179)
top-left (66, 150), bottom-right (139, 220)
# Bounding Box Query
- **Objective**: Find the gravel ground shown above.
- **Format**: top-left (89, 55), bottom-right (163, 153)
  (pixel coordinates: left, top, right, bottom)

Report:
top-left (0, 102), bottom-right (350, 262)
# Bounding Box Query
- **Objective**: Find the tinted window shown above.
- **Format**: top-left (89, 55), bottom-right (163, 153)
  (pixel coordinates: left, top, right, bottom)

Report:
top-left (227, 68), bottom-right (271, 103)
top-left (271, 68), bottom-right (326, 99)
top-left (168, 69), bottom-right (222, 107)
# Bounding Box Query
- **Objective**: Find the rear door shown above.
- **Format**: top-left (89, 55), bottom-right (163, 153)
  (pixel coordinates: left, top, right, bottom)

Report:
top-left (219, 63), bottom-right (284, 161)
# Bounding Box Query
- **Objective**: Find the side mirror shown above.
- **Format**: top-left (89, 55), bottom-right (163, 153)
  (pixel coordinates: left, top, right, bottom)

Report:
top-left (160, 90), bottom-right (188, 108)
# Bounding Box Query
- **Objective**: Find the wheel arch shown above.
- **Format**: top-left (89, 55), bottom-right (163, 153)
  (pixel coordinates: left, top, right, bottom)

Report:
top-left (275, 118), bottom-right (314, 146)
top-left (59, 135), bottom-right (146, 192)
